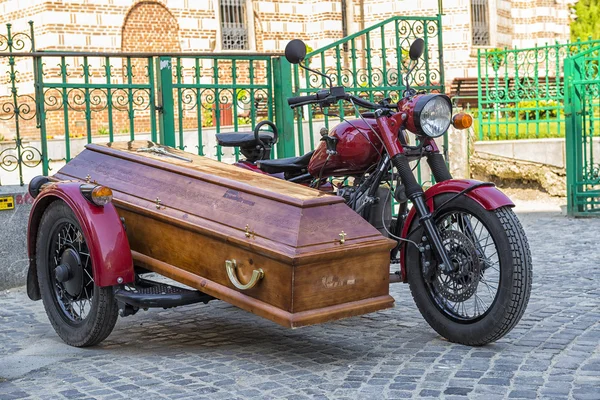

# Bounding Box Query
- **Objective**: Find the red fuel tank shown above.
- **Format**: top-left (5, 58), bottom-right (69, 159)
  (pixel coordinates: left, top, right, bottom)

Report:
top-left (307, 118), bottom-right (384, 178)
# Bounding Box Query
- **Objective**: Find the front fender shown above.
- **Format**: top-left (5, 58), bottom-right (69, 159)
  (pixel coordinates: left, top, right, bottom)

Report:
top-left (398, 179), bottom-right (514, 282)
top-left (27, 181), bottom-right (134, 299)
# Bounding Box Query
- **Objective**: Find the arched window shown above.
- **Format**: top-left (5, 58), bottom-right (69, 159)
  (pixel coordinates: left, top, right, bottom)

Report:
top-left (121, 1), bottom-right (180, 53)
top-left (220, 0), bottom-right (248, 50)
top-left (471, 0), bottom-right (490, 46)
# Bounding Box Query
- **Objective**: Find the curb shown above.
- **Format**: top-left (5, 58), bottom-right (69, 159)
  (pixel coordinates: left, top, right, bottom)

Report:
top-left (0, 185), bottom-right (33, 291)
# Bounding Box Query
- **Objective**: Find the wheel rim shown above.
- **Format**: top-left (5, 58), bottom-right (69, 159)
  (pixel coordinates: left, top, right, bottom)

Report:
top-left (423, 210), bottom-right (501, 323)
top-left (47, 220), bottom-right (94, 325)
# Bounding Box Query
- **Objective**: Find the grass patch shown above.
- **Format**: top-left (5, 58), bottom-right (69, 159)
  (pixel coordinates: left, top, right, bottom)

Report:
top-left (476, 119), bottom-right (567, 140)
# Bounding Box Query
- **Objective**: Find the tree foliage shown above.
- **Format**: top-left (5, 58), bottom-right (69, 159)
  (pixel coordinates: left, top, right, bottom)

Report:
top-left (571, 0), bottom-right (600, 41)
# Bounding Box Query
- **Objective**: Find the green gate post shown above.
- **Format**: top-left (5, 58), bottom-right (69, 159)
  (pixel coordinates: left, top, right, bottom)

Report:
top-left (156, 56), bottom-right (176, 147)
top-left (565, 58), bottom-right (575, 216)
top-left (565, 56), bottom-right (584, 216)
top-left (34, 54), bottom-right (48, 176)
top-left (272, 56), bottom-right (296, 158)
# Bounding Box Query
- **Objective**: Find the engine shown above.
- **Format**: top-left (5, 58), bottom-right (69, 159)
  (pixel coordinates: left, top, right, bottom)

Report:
top-left (338, 185), bottom-right (392, 237)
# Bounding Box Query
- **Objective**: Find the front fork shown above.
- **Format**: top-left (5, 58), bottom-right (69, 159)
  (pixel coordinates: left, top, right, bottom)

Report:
top-left (392, 153), bottom-right (454, 274)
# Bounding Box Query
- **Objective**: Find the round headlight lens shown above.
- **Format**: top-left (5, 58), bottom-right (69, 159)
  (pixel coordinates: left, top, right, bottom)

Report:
top-left (420, 97), bottom-right (452, 138)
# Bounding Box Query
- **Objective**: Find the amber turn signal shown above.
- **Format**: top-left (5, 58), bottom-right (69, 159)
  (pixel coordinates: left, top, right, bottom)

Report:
top-left (452, 113), bottom-right (473, 130)
top-left (90, 186), bottom-right (113, 206)
top-left (80, 184), bottom-right (112, 206)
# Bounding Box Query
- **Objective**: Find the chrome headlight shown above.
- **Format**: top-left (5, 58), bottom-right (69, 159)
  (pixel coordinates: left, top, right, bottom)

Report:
top-left (415, 95), bottom-right (452, 138)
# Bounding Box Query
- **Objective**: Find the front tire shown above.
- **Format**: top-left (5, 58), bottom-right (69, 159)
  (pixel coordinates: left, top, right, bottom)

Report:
top-left (36, 200), bottom-right (118, 347)
top-left (406, 194), bottom-right (532, 346)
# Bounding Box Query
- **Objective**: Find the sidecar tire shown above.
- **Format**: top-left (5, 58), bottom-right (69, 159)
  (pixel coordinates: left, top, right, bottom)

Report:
top-left (36, 200), bottom-right (118, 347)
top-left (406, 195), bottom-right (532, 346)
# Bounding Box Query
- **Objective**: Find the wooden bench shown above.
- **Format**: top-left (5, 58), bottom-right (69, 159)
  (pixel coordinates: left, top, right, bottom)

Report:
top-left (450, 76), bottom-right (561, 109)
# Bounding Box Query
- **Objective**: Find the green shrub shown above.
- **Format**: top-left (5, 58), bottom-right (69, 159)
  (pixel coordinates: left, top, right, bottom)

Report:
top-left (201, 107), bottom-right (213, 127)
top-left (501, 100), bottom-right (559, 120)
top-left (237, 116), bottom-right (252, 126)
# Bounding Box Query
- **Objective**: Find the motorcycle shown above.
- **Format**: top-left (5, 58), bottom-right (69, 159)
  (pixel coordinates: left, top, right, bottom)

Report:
top-left (216, 38), bottom-right (533, 345)
top-left (25, 38), bottom-right (531, 348)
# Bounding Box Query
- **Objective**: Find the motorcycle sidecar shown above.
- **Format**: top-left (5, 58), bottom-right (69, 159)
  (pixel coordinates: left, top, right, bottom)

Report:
top-left (27, 141), bottom-right (395, 346)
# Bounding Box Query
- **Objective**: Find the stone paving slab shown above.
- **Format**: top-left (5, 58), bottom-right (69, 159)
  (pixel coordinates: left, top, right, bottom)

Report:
top-left (1, 207), bottom-right (599, 399)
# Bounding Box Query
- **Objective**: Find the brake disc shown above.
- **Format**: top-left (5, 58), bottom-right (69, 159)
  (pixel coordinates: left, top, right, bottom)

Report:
top-left (432, 229), bottom-right (481, 302)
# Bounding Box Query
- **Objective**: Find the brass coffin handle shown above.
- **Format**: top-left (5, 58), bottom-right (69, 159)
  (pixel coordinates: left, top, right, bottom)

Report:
top-left (225, 260), bottom-right (264, 290)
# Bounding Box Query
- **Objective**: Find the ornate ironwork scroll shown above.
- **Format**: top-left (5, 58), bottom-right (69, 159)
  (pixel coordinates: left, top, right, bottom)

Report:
top-left (0, 21), bottom-right (42, 185)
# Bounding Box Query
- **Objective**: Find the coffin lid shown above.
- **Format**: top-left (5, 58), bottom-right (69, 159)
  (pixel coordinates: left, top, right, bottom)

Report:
top-left (55, 141), bottom-right (391, 259)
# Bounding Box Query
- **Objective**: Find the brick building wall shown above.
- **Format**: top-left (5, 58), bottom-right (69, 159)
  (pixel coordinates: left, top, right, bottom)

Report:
top-left (0, 0), bottom-right (574, 140)
top-left (0, 0), bottom-right (574, 64)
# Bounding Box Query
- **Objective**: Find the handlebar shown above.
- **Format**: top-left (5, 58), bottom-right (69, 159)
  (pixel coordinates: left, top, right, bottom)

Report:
top-left (288, 94), bottom-right (318, 106)
top-left (287, 86), bottom-right (395, 111)
top-left (347, 95), bottom-right (382, 110)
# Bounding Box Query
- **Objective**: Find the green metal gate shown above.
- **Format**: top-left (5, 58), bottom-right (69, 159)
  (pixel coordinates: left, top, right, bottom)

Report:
top-left (290, 16), bottom-right (445, 151)
top-left (565, 45), bottom-right (600, 216)
top-left (289, 15), bottom-right (446, 185)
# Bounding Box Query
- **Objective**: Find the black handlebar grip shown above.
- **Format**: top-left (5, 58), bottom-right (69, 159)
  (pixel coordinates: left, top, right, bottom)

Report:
top-left (287, 94), bottom-right (318, 106)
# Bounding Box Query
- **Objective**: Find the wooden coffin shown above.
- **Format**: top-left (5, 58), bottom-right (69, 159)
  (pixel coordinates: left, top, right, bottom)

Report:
top-left (54, 141), bottom-right (396, 327)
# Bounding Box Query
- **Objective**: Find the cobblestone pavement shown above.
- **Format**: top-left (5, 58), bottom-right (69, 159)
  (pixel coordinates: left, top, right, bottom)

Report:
top-left (1, 205), bottom-right (599, 400)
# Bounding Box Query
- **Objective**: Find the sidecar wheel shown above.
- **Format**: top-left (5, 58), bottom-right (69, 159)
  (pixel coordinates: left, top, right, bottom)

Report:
top-left (406, 194), bottom-right (532, 346)
top-left (36, 200), bottom-right (118, 347)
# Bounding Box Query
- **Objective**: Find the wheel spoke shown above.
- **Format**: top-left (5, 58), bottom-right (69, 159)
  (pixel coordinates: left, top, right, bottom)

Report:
top-left (424, 210), bottom-right (501, 322)
top-left (49, 222), bottom-right (94, 324)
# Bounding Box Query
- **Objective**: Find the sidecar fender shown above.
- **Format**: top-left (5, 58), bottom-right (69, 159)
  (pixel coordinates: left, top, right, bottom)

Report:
top-left (398, 179), bottom-right (514, 282)
top-left (27, 181), bottom-right (134, 300)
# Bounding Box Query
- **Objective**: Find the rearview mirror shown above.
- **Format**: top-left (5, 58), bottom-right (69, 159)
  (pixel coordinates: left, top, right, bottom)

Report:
top-left (285, 39), bottom-right (307, 64)
top-left (409, 38), bottom-right (425, 61)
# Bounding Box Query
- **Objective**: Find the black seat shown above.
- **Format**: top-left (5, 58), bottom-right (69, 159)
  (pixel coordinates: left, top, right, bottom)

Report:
top-left (257, 150), bottom-right (315, 174)
top-left (216, 132), bottom-right (275, 148)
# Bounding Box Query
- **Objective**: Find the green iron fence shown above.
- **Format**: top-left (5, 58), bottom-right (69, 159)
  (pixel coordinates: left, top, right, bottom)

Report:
top-left (476, 39), bottom-right (600, 141)
top-left (36, 51), bottom-right (278, 171)
top-left (0, 22), bottom-right (280, 185)
top-left (35, 52), bottom-right (159, 172)
top-left (168, 55), bottom-right (275, 161)
top-left (1, 16), bottom-right (444, 186)
top-left (565, 45), bottom-right (600, 216)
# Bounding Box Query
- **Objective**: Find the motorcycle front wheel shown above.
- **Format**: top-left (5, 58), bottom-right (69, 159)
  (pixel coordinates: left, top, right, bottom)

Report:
top-left (406, 193), bottom-right (532, 346)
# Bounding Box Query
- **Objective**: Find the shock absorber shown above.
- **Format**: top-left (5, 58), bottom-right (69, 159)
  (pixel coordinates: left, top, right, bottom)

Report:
top-left (392, 154), bottom-right (453, 273)
top-left (427, 152), bottom-right (452, 183)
